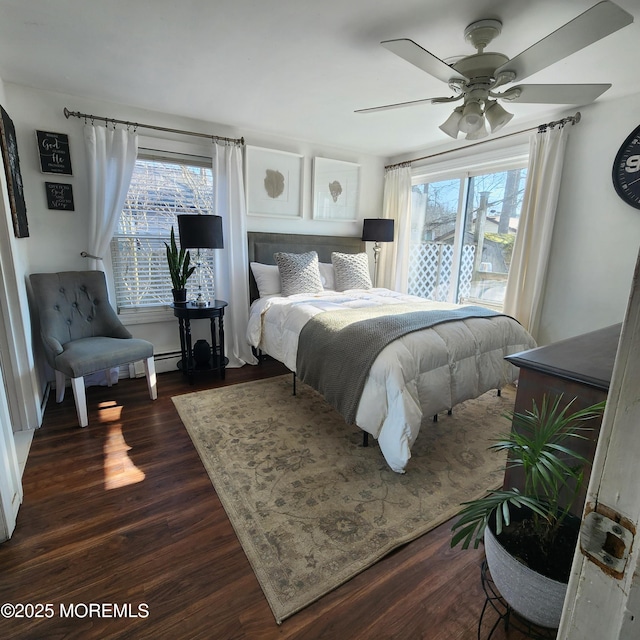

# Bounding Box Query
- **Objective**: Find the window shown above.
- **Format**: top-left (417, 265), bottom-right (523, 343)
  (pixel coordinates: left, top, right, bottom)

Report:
top-left (110, 156), bottom-right (214, 311)
top-left (409, 157), bottom-right (528, 310)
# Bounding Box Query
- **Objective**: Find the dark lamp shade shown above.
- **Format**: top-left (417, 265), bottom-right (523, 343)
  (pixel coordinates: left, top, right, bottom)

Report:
top-left (361, 218), bottom-right (394, 243)
top-left (177, 214), bottom-right (224, 249)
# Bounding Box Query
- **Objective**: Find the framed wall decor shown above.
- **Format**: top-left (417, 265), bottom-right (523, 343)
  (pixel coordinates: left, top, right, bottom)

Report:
top-left (36, 130), bottom-right (73, 175)
top-left (245, 146), bottom-right (303, 218)
top-left (0, 105), bottom-right (29, 237)
top-left (45, 182), bottom-right (75, 211)
top-left (312, 157), bottom-right (360, 221)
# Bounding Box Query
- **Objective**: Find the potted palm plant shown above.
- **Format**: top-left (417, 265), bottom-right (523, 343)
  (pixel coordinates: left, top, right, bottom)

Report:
top-left (165, 226), bottom-right (195, 305)
top-left (451, 395), bottom-right (605, 629)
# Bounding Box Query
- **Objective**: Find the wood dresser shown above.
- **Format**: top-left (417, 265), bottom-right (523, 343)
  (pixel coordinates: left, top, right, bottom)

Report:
top-left (503, 323), bottom-right (622, 515)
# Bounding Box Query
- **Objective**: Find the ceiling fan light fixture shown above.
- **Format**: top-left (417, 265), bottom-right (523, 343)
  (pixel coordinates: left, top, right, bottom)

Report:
top-left (485, 100), bottom-right (514, 133)
top-left (439, 106), bottom-right (464, 139)
top-left (459, 101), bottom-right (484, 134)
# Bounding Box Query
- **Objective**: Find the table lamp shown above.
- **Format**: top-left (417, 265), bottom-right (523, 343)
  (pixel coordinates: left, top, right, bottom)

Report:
top-left (177, 214), bottom-right (224, 306)
top-left (361, 218), bottom-right (394, 286)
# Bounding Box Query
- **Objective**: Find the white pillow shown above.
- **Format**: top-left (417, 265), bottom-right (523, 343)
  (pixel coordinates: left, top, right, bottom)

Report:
top-left (273, 251), bottom-right (324, 296)
top-left (250, 262), bottom-right (281, 297)
top-left (318, 262), bottom-right (335, 290)
top-left (331, 252), bottom-right (372, 291)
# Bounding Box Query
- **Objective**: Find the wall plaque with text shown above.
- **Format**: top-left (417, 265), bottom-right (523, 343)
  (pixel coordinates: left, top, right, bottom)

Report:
top-left (45, 182), bottom-right (74, 210)
top-left (36, 130), bottom-right (73, 175)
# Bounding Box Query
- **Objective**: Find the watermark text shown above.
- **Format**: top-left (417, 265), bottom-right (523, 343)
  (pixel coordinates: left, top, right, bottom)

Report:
top-left (1, 602), bottom-right (149, 619)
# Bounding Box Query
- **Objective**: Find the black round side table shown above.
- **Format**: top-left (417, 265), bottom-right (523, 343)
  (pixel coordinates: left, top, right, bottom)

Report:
top-left (172, 300), bottom-right (228, 384)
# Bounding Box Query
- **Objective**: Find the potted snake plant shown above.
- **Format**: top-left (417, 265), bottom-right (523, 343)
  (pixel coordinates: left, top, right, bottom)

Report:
top-left (451, 394), bottom-right (605, 629)
top-left (165, 226), bottom-right (195, 305)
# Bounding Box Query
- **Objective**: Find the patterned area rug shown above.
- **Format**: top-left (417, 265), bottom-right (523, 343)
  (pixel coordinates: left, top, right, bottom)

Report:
top-left (172, 375), bottom-right (513, 624)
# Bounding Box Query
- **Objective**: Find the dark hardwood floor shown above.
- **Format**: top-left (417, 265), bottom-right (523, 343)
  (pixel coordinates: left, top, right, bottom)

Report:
top-left (0, 362), bottom-right (540, 640)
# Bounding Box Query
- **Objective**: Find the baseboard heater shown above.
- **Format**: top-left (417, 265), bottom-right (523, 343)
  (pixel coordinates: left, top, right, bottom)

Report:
top-left (129, 350), bottom-right (181, 378)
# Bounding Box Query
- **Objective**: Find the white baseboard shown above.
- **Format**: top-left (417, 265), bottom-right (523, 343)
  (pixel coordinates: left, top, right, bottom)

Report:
top-left (13, 430), bottom-right (34, 478)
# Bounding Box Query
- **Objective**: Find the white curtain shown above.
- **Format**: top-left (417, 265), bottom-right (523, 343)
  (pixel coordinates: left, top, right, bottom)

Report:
top-left (212, 142), bottom-right (258, 367)
top-left (503, 125), bottom-right (571, 339)
top-left (84, 125), bottom-right (138, 271)
top-left (378, 164), bottom-right (413, 292)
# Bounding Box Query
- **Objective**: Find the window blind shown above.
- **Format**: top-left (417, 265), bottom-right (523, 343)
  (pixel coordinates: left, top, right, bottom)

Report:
top-left (111, 158), bottom-right (214, 310)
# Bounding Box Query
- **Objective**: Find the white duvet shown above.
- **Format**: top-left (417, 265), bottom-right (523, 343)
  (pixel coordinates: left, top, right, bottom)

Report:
top-left (247, 288), bottom-right (536, 473)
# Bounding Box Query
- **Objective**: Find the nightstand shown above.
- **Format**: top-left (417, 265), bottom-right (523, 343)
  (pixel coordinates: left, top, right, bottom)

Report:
top-left (172, 300), bottom-right (229, 383)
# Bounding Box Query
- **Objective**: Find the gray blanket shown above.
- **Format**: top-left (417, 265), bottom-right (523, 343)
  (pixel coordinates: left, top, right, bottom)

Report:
top-left (296, 303), bottom-right (503, 424)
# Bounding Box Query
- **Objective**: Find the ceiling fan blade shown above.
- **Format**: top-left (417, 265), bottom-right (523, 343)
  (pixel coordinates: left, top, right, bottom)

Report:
top-left (496, 1), bottom-right (634, 82)
top-left (507, 83), bottom-right (612, 104)
top-left (355, 97), bottom-right (438, 114)
top-left (381, 38), bottom-right (467, 84)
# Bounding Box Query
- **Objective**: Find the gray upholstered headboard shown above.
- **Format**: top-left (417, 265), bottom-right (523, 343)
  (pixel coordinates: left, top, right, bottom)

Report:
top-left (247, 232), bottom-right (365, 302)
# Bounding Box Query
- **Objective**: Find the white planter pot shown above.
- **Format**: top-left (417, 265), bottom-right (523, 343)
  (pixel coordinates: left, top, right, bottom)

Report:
top-left (484, 522), bottom-right (568, 629)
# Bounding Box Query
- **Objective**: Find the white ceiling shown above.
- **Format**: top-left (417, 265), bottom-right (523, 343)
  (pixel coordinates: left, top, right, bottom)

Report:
top-left (0, 0), bottom-right (638, 157)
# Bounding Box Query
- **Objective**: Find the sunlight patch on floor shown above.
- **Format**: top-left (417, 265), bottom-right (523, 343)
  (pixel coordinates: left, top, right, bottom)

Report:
top-left (98, 400), bottom-right (120, 410)
top-left (102, 418), bottom-right (145, 490)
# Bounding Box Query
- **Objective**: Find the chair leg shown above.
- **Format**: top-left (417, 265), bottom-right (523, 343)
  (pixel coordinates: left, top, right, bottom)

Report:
top-left (54, 370), bottom-right (66, 403)
top-left (144, 356), bottom-right (157, 400)
top-left (70, 376), bottom-right (88, 427)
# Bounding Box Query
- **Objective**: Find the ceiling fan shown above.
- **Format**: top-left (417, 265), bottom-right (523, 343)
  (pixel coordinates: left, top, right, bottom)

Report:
top-left (356, 1), bottom-right (634, 140)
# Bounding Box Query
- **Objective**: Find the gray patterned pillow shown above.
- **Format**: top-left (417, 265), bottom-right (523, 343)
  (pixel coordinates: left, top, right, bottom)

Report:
top-left (332, 252), bottom-right (372, 291)
top-left (274, 251), bottom-right (324, 296)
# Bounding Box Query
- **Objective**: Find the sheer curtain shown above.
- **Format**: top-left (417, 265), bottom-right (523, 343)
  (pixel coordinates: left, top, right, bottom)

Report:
top-left (503, 124), bottom-right (571, 339)
top-left (212, 142), bottom-right (258, 367)
top-left (378, 163), bottom-right (412, 291)
top-left (84, 124), bottom-right (138, 271)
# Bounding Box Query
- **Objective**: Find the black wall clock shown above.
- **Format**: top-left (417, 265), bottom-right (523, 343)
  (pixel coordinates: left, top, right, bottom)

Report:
top-left (612, 124), bottom-right (640, 210)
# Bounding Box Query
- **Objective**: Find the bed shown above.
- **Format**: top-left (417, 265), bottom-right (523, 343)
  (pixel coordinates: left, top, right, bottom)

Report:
top-left (247, 232), bottom-right (536, 473)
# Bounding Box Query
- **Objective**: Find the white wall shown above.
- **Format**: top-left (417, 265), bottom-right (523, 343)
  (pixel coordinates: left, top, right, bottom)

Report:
top-left (538, 94), bottom-right (640, 344)
top-left (4, 83), bottom-right (386, 387)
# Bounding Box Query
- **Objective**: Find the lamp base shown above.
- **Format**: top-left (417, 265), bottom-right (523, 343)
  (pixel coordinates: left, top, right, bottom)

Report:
top-left (193, 292), bottom-right (209, 307)
top-left (372, 241), bottom-right (381, 288)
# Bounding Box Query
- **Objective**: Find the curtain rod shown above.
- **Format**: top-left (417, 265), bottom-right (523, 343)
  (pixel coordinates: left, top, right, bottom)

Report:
top-left (385, 111), bottom-right (581, 170)
top-left (63, 107), bottom-right (244, 146)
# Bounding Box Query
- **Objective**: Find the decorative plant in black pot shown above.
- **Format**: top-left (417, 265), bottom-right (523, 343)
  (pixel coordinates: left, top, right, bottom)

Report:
top-left (451, 394), bottom-right (605, 629)
top-left (165, 226), bottom-right (195, 305)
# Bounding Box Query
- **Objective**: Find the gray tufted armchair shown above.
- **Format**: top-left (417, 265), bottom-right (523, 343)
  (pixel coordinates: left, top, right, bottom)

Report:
top-left (29, 271), bottom-right (157, 427)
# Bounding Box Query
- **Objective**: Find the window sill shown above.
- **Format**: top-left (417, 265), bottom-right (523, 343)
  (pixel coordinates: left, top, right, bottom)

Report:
top-left (118, 306), bottom-right (175, 326)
